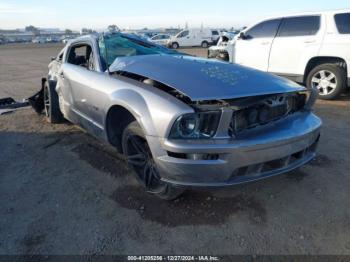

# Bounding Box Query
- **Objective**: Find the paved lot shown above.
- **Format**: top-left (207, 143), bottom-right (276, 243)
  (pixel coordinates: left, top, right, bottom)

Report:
top-left (0, 43), bottom-right (350, 255)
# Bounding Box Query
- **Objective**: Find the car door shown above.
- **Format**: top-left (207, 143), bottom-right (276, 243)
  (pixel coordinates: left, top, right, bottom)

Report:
top-left (234, 19), bottom-right (281, 71)
top-left (60, 42), bottom-right (106, 130)
top-left (268, 15), bottom-right (323, 76)
top-left (159, 35), bottom-right (170, 45)
top-left (176, 30), bottom-right (191, 46)
top-left (151, 35), bottom-right (161, 44)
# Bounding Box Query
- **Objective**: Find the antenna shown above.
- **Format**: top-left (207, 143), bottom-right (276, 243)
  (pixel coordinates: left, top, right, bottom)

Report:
top-left (102, 32), bottom-right (111, 74)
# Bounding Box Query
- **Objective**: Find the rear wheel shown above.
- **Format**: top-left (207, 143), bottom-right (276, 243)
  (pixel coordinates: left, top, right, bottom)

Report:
top-left (43, 81), bottom-right (64, 123)
top-left (122, 121), bottom-right (184, 200)
top-left (201, 41), bottom-right (209, 48)
top-left (306, 63), bottom-right (346, 100)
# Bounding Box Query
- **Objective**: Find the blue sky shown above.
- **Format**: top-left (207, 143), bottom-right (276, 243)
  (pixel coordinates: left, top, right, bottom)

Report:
top-left (0, 0), bottom-right (349, 30)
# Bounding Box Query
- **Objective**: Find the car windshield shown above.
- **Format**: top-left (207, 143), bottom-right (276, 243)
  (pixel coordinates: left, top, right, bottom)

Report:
top-left (99, 33), bottom-right (178, 70)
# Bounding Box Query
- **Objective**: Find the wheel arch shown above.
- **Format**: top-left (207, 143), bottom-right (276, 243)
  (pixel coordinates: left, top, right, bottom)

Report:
top-left (304, 56), bottom-right (347, 83)
top-left (105, 105), bottom-right (139, 153)
top-left (172, 42), bottom-right (179, 48)
top-left (104, 90), bottom-right (157, 153)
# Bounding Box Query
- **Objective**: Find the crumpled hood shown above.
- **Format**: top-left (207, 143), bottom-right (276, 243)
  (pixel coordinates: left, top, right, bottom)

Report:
top-left (109, 54), bottom-right (304, 101)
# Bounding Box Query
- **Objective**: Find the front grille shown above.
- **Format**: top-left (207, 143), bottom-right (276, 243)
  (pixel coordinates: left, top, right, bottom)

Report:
top-left (229, 93), bottom-right (306, 136)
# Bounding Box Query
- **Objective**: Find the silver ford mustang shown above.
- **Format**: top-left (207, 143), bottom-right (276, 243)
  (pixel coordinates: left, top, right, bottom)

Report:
top-left (31, 33), bottom-right (321, 200)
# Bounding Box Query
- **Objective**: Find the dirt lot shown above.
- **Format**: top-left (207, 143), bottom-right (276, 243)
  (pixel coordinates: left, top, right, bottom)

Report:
top-left (0, 43), bottom-right (350, 255)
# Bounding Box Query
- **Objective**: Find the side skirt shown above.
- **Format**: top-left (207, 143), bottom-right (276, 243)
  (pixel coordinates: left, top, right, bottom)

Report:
top-left (274, 73), bottom-right (304, 84)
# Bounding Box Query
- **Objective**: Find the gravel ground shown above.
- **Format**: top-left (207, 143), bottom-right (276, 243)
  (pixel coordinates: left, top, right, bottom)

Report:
top-left (0, 43), bottom-right (350, 255)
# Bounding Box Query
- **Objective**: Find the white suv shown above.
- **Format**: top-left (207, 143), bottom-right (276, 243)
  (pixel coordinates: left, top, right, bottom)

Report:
top-left (208, 10), bottom-right (350, 99)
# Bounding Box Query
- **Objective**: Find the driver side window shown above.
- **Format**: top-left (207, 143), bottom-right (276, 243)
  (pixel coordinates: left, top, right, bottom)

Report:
top-left (177, 31), bottom-right (189, 38)
top-left (67, 44), bottom-right (95, 71)
top-left (245, 19), bottom-right (281, 39)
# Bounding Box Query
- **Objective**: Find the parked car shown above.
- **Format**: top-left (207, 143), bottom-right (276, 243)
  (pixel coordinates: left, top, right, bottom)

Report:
top-left (62, 36), bottom-right (76, 44)
top-left (209, 33), bottom-right (237, 61)
top-left (211, 29), bottom-right (221, 44)
top-left (167, 28), bottom-right (217, 49)
top-left (208, 10), bottom-right (350, 100)
top-left (149, 34), bottom-right (171, 46)
top-left (32, 37), bottom-right (47, 44)
top-left (46, 36), bottom-right (60, 43)
top-left (29, 33), bottom-right (321, 200)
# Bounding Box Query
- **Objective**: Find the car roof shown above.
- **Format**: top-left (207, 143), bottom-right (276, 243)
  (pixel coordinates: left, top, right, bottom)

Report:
top-left (258, 9), bottom-right (350, 21)
top-left (244, 9), bottom-right (350, 31)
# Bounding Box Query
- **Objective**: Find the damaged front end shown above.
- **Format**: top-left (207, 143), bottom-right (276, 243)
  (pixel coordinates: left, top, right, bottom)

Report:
top-left (112, 58), bottom-right (317, 139)
top-left (156, 88), bottom-right (321, 187)
top-left (168, 88), bottom-right (318, 141)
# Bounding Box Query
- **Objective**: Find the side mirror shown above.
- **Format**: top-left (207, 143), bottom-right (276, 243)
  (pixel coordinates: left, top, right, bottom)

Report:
top-left (51, 57), bottom-right (56, 61)
top-left (238, 32), bottom-right (247, 40)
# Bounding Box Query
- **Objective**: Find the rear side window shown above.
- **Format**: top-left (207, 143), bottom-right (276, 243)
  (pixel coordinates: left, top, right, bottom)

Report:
top-left (245, 19), bottom-right (281, 38)
top-left (212, 30), bottom-right (219, 35)
top-left (334, 13), bottom-right (350, 34)
top-left (278, 16), bottom-right (320, 37)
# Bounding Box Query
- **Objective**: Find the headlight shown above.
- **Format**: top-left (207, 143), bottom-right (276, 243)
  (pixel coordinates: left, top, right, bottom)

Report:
top-left (169, 111), bottom-right (222, 139)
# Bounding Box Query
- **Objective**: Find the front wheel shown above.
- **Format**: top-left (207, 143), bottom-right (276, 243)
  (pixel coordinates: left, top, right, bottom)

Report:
top-left (306, 63), bottom-right (346, 100)
top-left (171, 42), bottom-right (179, 49)
top-left (122, 121), bottom-right (185, 200)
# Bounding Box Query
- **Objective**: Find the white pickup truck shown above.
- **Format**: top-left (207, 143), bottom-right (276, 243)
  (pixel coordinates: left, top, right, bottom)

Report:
top-left (208, 10), bottom-right (350, 99)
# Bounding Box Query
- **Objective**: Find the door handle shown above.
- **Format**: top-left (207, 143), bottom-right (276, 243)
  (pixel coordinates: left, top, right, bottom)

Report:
top-left (261, 41), bottom-right (270, 45)
top-left (304, 40), bottom-right (316, 43)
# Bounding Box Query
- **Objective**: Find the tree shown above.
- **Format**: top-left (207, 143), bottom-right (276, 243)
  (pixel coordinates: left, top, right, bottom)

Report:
top-left (25, 25), bottom-right (36, 32)
top-left (25, 25), bottom-right (40, 35)
top-left (65, 29), bottom-right (73, 35)
top-left (81, 28), bottom-right (93, 35)
top-left (107, 24), bottom-right (119, 32)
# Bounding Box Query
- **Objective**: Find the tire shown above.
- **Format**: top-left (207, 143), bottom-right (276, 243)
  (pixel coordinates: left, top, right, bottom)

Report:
top-left (43, 81), bottom-right (64, 123)
top-left (218, 51), bottom-right (229, 62)
top-left (122, 121), bottom-right (184, 200)
top-left (171, 42), bottom-right (179, 49)
top-left (201, 41), bottom-right (209, 48)
top-left (306, 63), bottom-right (346, 100)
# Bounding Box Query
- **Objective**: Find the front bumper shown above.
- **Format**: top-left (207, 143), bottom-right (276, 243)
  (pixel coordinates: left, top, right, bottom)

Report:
top-left (207, 48), bottom-right (229, 61)
top-left (149, 111), bottom-right (321, 187)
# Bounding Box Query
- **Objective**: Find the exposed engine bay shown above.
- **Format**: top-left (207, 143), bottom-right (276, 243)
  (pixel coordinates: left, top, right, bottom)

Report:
top-left (114, 70), bottom-right (314, 138)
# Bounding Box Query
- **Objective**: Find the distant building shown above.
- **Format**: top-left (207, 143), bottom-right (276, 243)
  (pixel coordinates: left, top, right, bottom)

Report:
top-left (0, 28), bottom-right (79, 43)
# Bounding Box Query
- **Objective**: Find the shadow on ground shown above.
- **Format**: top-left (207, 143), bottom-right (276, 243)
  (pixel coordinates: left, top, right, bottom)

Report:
top-left (110, 186), bottom-right (266, 227)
